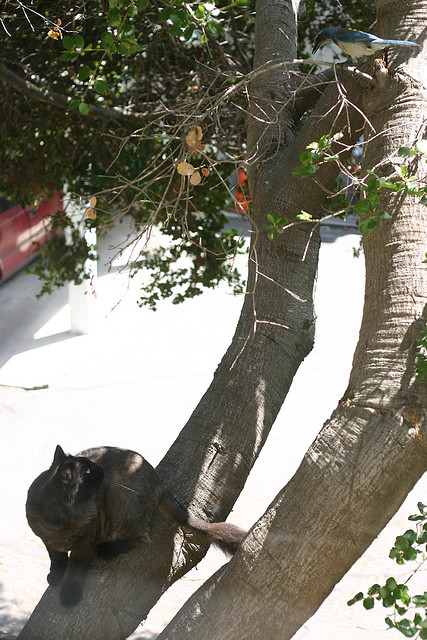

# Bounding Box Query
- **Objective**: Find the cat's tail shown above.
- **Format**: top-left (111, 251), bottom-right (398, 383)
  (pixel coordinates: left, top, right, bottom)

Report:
top-left (160, 489), bottom-right (246, 555)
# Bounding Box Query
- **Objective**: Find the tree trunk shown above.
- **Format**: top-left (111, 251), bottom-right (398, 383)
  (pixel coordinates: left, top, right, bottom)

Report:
top-left (153, 3), bottom-right (427, 639)
top-left (18, 0), bottom-right (420, 638)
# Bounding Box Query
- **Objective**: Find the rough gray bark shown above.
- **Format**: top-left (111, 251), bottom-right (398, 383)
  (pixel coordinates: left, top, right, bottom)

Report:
top-left (152, 2), bottom-right (427, 639)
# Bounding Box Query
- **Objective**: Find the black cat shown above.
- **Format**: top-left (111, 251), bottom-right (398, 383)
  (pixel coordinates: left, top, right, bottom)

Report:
top-left (26, 445), bottom-right (245, 606)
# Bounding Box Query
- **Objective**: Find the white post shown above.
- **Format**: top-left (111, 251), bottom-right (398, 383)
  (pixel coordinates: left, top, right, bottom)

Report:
top-left (63, 189), bottom-right (98, 334)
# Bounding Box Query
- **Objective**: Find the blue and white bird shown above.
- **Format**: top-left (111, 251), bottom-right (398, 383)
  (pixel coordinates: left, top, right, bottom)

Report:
top-left (312, 27), bottom-right (418, 61)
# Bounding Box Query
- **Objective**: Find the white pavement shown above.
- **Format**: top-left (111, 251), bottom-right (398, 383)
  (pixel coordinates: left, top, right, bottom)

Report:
top-left (1, 221), bottom-right (426, 639)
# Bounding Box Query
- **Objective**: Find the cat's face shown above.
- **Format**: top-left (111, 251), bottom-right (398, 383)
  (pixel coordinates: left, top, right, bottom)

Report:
top-left (52, 445), bottom-right (104, 505)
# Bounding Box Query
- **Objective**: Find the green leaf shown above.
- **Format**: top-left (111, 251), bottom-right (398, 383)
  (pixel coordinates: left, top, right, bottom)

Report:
top-left (168, 25), bottom-right (183, 36)
top-left (108, 7), bottom-right (122, 27)
top-left (396, 619), bottom-right (417, 636)
top-left (395, 535), bottom-right (410, 551)
top-left (398, 146), bottom-right (414, 157)
top-left (205, 19), bottom-right (222, 36)
top-left (195, 3), bottom-right (205, 18)
top-left (354, 199), bottom-right (372, 215)
top-left (292, 165), bottom-right (319, 177)
top-left (299, 150), bottom-right (314, 166)
top-left (102, 32), bottom-right (115, 45)
top-left (347, 592), bottom-right (364, 606)
top-left (396, 605), bottom-right (408, 615)
top-left (94, 79), bottom-right (108, 94)
top-left (317, 135), bottom-right (330, 150)
top-left (171, 9), bottom-right (188, 25)
top-left (376, 211), bottom-right (390, 219)
top-left (68, 99), bottom-right (79, 110)
top-left (62, 35), bottom-right (74, 50)
top-left (296, 211), bottom-right (312, 221)
top-left (78, 65), bottom-right (92, 81)
top-left (74, 35), bottom-right (84, 49)
top-left (158, 8), bottom-right (172, 21)
top-left (379, 586), bottom-right (391, 599)
top-left (404, 530), bottom-right (417, 545)
top-left (367, 584), bottom-right (380, 595)
top-left (368, 193), bottom-right (381, 208)
top-left (378, 178), bottom-right (397, 189)
top-left (412, 595), bottom-right (427, 606)
top-left (79, 102), bottom-right (90, 116)
top-left (404, 547), bottom-right (419, 561)
top-left (363, 597), bottom-right (375, 609)
top-left (183, 25), bottom-right (196, 40)
top-left (386, 577), bottom-right (398, 591)
top-left (60, 51), bottom-right (79, 62)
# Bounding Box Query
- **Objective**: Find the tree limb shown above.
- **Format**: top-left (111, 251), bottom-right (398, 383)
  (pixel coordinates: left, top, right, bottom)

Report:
top-left (0, 62), bottom-right (148, 125)
top-left (154, 7), bottom-right (427, 638)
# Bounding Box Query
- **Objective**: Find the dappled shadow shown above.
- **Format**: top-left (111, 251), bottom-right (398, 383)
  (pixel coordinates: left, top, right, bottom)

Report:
top-left (0, 269), bottom-right (71, 370)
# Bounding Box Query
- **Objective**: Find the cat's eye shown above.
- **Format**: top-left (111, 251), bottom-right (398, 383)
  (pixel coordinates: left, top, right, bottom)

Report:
top-left (85, 468), bottom-right (91, 474)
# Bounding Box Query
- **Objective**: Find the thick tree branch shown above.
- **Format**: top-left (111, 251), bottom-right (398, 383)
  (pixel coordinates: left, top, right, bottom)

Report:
top-left (0, 62), bottom-right (148, 125)
top-left (154, 5), bottom-right (427, 638)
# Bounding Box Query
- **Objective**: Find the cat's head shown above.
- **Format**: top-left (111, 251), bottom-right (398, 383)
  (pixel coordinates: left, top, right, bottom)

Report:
top-left (51, 445), bottom-right (104, 504)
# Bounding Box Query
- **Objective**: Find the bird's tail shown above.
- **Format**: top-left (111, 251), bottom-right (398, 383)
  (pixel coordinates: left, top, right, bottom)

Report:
top-left (381, 39), bottom-right (418, 47)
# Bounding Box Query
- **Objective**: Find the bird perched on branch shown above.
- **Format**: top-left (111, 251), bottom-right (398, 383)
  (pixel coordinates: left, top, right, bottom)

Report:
top-left (312, 27), bottom-right (418, 61)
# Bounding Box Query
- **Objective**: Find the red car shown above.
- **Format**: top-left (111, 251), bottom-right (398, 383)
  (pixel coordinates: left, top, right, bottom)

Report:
top-left (0, 193), bottom-right (62, 282)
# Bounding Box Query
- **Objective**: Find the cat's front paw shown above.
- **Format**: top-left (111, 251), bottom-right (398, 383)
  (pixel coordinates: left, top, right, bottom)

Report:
top-left (60, 578), bottom-right (82, 607)
top-left (47, 564), bottom-right (66, 586)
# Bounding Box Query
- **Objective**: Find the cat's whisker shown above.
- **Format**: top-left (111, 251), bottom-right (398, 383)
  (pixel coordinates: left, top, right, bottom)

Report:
top-left (105, 480), bottom-right (141, 495)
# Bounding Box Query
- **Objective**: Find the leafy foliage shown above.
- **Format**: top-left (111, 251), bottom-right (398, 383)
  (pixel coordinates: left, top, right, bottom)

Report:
top-left (26, 214), bottom-right (98, 295)
top-left (292, 140), bottom-right (427, 234)
top-left (0, 0), bottom-right (397, 305)
top-left (348, 502), bottom-right (427, 638)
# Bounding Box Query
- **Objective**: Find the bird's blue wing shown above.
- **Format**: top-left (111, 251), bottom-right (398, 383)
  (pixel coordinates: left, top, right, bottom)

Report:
top-left (332, 28), bottom-right (377, 44)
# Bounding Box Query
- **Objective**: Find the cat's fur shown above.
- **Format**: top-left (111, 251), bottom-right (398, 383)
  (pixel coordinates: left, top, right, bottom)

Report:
top-left (26, 445), bottom-right (245, 606)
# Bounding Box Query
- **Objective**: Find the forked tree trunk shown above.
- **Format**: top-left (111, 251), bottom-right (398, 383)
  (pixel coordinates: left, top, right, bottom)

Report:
top-left (152, 2), bottom-right (427, 639)
top-left (18, 1), bottom-right (425, 639)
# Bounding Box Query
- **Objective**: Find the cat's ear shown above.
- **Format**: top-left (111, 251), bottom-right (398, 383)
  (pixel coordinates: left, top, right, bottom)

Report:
top-left (53, 445), bottom-right (67, 466)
